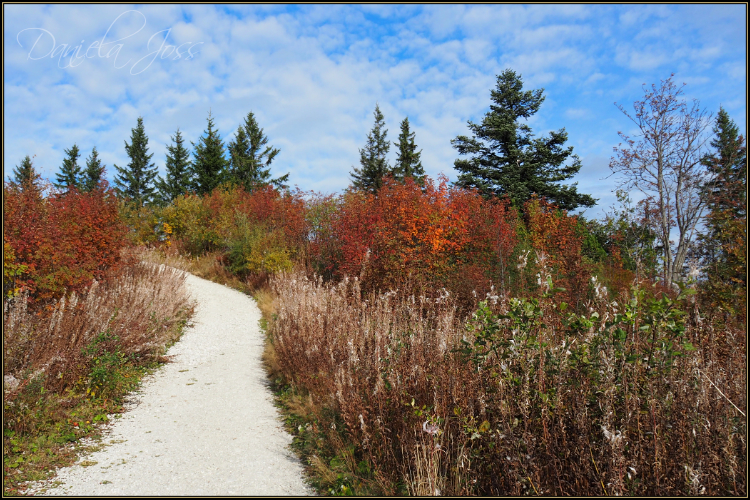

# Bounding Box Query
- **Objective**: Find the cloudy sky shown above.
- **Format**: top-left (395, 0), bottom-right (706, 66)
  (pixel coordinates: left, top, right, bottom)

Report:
top-left (4, 4), bottom-right (747, 219)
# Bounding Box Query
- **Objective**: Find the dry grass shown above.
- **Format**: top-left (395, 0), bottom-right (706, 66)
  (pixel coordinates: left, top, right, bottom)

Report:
top-left (134, 244), bottom-right (198, 274)
top-left (4, 257), bottom-right (194, 407)
top-left (268, 269), bottom-right (747, 496)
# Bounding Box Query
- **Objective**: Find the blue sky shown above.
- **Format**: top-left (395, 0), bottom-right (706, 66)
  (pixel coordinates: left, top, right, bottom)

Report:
top-left (4, 4), bottom-right (747, 219)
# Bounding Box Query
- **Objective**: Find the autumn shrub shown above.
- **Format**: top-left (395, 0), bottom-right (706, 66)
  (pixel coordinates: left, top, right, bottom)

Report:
top-left (304, 193), bottom-right (342, 281)
top-left (315, 177), bottom-right (520, 311)
top-left (269, 269), bottom-right (745, 496)
top-left (521, 195), bottom-right (593, 310)
top-left (3, 183), bottom-right (128, 302)
top-left (225, 212), bottom-right (294, 277)
top-left (161, 184), bottom-right (308, 281)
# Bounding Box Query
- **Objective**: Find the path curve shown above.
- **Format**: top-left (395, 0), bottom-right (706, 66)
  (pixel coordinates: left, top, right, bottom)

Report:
top-left (27, 271), bottom-right (313, 496)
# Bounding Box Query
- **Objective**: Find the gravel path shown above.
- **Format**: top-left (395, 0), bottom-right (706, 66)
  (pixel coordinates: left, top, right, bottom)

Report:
top-left (26, 271), bottom-right (313, 496)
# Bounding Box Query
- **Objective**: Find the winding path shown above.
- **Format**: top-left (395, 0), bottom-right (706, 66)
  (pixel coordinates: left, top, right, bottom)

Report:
top-left (28, 272), bottom-right (313, 496)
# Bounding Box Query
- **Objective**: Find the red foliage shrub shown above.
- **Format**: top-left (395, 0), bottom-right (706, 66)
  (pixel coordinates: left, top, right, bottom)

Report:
top-left (320, 177), bottom-right (519, 309)
top-left (3, 183), bottom-right (127, 303)
top-left (523, 196), bottom-right (590, 308)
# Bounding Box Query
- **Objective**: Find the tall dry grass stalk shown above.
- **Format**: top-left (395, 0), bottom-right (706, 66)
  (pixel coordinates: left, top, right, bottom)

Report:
top-left (3, 259), bottom-right (194, 398)
top-left (269, 269), bottom-right (746, 496)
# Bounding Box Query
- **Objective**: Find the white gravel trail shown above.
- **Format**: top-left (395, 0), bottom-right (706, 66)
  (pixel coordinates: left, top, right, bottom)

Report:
top-left (27, 272), bottom-right (313, 496)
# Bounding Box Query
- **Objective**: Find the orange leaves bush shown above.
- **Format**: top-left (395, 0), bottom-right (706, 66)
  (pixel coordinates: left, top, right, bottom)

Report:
top-left (523, 195), bottom-right (590, 307)
top-left (318, 176), bottom-right (519, 307)
top-left (3, 183), bottom-right (127, 303)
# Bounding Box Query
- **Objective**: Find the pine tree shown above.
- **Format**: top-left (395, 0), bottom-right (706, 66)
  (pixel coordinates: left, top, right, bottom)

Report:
top-left (453, 69), bottom-right (595, 211)
top-left (81, 147), bottom-right (106, 192)
top-left (699, 107), bottom-right (747, 312)
top-left (114, 117), bottom-right (159, 206)
top-left (191, 111), bottom-right (229, 196)
top-left (227, 112), bottom-right (288, 192)
top-left (54, 143), bottom-right (82, 191)
top-left (393, 117), bottom-right (425, 185)
top-left (351, 104), bottom-right (390, 193)
top-left (702, 107), bottom-right (746, 220)
top-left (155, 129), bottom-right (193, 203)
top-left (10, 155), bottom-right (41, 190)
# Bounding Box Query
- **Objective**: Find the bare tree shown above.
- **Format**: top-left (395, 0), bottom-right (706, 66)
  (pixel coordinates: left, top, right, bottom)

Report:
top-left (610, 74), bottom-right (712, 288)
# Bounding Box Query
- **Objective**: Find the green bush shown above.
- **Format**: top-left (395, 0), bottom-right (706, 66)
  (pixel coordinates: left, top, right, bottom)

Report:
top-left (226, 213), bottom-right (293, 276)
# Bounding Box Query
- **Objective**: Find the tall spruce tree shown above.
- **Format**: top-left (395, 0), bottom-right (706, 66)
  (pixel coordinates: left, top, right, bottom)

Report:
top-left (114, 117), bottom-right (159, 206)
top-left (698, 107), bottom-right (747, 310)
top-left (351, 104), bottom-right (391, 193)
top-left (54, 143), bottom-right (82, 191)
top-left (393, 116), bottom-right (425, 185)
top-left (155, 129), bottom-right (193, 203)
top-left (11, 155), bottom-right (41, 190)
top-left (81, 147), bottom-right (106, 192)
top-left (191, 111), bottom-right (228, 196)
top-left (452, 69), bottom-right (596, 211)
top-left (227, 112), bottom-right (288, 192)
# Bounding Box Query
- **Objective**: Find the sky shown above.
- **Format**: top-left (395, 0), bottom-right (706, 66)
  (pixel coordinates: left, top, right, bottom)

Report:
top-left (4, 4), bottom-right (747, 220)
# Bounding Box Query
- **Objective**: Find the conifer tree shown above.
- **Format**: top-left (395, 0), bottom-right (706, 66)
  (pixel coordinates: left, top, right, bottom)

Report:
top-left (698, 107), bottom-right (747, 311)
top-left (54, 143), bottom-right (82, 191)
top-left (393, 116), bottom-right (425, 185)
top-left (191, 111), bottom-right (229, 196)
top-left (114, 117), bottom-right (159, 206)
top-left (227, 112), bottom-right (288, 192)
top-left (81, 147), bottom-right (106, 192)
top-left (10, 155), bottom-right (41, 190)
top-left (351, 104), bottom-right (390, 193)
top-left (155, 129), bottom-right (193, 203)
top-left (453, 69), bottom-right (595, 210)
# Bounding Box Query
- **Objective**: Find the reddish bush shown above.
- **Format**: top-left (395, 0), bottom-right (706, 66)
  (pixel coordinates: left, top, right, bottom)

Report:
top-left (318, 177), bottom-right (519, 309)
top-left (523, 195), bottom-right (590, 308)
top-left (3, 183), bottom-right (127, 303)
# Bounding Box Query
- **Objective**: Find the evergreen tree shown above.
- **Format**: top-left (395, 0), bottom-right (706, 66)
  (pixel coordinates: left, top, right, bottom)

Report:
top-left (191, 111), bottom-right (229, 196)
top-left (81, 147), bottom-right (106, 192)
top-left (114, 117), bottom-right (159, 206)
top-left (452, 69), bottom-right (596, 211)
top-left (393, 117), bottom-right (425, 185)
top-left (351, 104), bottom-right (390, 193)
top-left (702, 107), bottom-right (746, 220)
top-left (227, 112), bottom-right (288, 192)
top-left (54, 143), bottom-right (82, 191)
top-left (155, 129), bottom-right (193, 203)
top-left (10, 155), bottom-right (41, 190)
top-left (698, 107), bottom-right (747, 312)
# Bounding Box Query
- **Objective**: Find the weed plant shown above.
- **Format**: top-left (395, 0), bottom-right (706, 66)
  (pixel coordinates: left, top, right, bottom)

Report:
top-left (269, 268), bottom-right (746, 495)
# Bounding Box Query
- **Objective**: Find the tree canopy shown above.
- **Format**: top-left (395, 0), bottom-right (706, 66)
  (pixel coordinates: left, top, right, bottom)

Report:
top-left (114, 117), bottom-right (159, 206)
top-left (351, 104), bottom-right (391, 193)
top-left (393, 117), bottom-right (425, 185)
top-left (452, 69), bottom-right (596, 211)
top-left (156, 129), bottom-right (193, 203)
top-left (227, 111), bottom-right (288, 192)
top-left (191, 111), bottom-right (229, 196)
top-left (54, 144), bottom-right (82, 191)
top-left (81, 147), bottom-right (106, 192)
